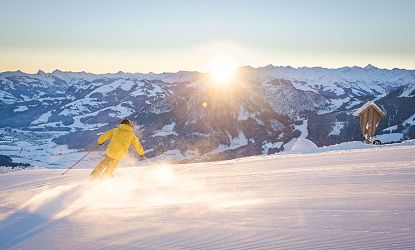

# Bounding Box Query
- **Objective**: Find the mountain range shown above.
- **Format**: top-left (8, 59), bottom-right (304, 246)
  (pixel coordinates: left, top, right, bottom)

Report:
top-left (1, 65), bottom-right (414, 167)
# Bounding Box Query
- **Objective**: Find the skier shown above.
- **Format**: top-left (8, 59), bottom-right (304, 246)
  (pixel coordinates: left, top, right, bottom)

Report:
top-left (90, 119), bottom-right (144, 180)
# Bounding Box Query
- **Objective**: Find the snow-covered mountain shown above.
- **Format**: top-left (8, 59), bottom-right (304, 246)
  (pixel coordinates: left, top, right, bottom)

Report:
top-left (1, 65), bottom-right (414, 167)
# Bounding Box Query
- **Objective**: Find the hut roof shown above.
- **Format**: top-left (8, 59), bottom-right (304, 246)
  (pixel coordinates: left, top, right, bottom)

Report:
top-left (353, 101), bottom-right (385, 117)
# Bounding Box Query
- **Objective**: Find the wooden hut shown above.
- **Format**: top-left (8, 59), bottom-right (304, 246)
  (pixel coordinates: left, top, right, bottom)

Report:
top-left (353, 101), bottom-right (385, 144)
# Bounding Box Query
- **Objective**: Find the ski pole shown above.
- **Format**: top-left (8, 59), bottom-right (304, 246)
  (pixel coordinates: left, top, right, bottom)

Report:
top-left (61, 151), bottom-right (92, 175)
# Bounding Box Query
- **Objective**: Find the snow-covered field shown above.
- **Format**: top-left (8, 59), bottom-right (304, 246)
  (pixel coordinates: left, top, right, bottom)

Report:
top-left (1, 143), bottom-right (415, 249)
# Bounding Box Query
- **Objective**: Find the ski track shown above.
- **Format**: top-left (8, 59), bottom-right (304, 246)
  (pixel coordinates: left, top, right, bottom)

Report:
top-left (0, 146), bottom-right (415, 249)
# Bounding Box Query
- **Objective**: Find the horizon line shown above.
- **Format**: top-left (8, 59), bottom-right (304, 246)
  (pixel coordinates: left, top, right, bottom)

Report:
top-left (2, 63), bottom-right (414, 76)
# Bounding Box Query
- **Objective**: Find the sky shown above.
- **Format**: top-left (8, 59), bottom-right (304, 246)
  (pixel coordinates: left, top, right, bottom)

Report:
top-left (0, 0), bottom-right (414, 73)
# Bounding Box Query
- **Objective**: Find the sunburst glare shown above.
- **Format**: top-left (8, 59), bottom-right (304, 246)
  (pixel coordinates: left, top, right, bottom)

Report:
top-left (208, 55), bottom-right (236, 85)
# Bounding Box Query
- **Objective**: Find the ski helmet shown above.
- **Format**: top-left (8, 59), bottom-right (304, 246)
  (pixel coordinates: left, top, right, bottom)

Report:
top-left (120, 119), bottom-right (133, 127)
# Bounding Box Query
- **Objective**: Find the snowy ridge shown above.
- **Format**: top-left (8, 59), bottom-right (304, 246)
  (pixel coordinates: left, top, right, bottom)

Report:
top-left (252, 64), bottom-right (415, 96)
top-left (1, 65), bottom-right (415, 166)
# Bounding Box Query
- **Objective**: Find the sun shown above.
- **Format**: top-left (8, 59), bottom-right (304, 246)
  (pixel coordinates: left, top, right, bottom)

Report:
top-left (208, 56), bottom-right (236, 84)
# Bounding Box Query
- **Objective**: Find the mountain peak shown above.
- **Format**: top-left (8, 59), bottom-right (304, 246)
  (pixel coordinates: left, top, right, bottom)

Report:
top-left (259, 64), bottom-right (275, 71)
top-left (364, 64), bottom-right (378, 70)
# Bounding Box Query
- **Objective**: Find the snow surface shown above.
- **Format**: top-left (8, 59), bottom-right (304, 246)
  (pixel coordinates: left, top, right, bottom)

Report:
top-left (252, 64), bottom-right (415, 97)
top-left (373, 133), bottom-right (404, 143)
top-left (217, 131), bottom-right (248, 152)
top-left (152, 123), bottom-right (178, 137)
top-left (283, 119), bottom-right (308, 151)
top-left (31, 111), bottom-right (52, 125)
top-left (0, 90), bottom-right (16, 104)
top-left (261, 141), bottom-right (283, 154)
top-left (295, 119), bottom-right (308, 138)
top-left (404, 113), bottom-right (415, 125)
top-left (0, 166), bottom-right (42, 174)
top-left (399, 83), bottom-right (415, 97)
top-left (345, 99), bottom-right (362, 109)
top-left (289, 139), bottom-right (415, 154)
top-left (1, 143), bottom-right (415, 249)
top-left (290, 138), bottom-right (318, 153)
top-left (329, 121), bottom-right (346, 136)
top-left (153, 149), bottom-right (185, 161)
top-left (13, 106), bottom-right (29, 112)
top-left (238, 105), bottom-right (255, 121)
top-left (318, 97), bottom-right (350, 114)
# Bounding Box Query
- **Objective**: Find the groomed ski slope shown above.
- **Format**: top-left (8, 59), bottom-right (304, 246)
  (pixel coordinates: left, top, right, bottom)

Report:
top-left (1, 144), bottom-right (415, 249)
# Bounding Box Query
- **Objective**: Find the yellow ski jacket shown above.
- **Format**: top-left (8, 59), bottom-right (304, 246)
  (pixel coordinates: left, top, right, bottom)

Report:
top-left (98, 124), bottom-right (144, 161)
